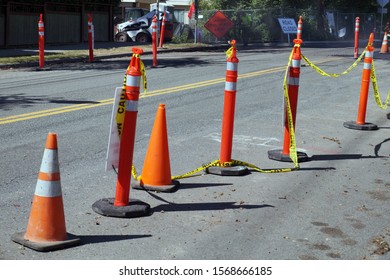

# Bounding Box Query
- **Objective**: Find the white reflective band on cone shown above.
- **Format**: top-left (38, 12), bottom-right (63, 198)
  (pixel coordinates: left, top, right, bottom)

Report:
top-left (35, 180), bottom-right (62, 197)
top-left (291, 59), bottom-right (301, 68)
top-left (366, 51), bottom-right (374, 58)
top-left (39, 32), bottom-right (44, 36)
top-left (38, 23), bottom-right (44, 27)
top-left (40, 150), bottom-right (60, 173)
top-left (364, 62), bottom-right (372, 70)
top-left (126, 75), bottom-right (141, 87)
top-left (226, 62), bottom-right (238, 71)
top-left (288, 77), bottom-right (300, 86)
top-left (225, 82), bottom-right (237, 91)
top-left (126, 100), bottom-right (138, 112)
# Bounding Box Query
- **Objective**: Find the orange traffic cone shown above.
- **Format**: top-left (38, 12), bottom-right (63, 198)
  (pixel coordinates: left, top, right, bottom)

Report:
top-left (12, 133), bottom-right (80, 251)
top-left (132, 104), bottom-right (180, 192)
top-left (380, 31), bottom-right (389, 53)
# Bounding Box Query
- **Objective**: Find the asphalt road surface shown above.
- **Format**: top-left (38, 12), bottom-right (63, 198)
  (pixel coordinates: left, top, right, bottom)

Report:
top-left (0, 45), bottom-right (389, 260)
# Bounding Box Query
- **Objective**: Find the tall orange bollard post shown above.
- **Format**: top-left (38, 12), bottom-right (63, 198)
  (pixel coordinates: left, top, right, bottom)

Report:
top-left (354, 17), bottom-right (360, 58)
top-left (380, 22), bottom-right (389, 54)
top-left (92, 48), bottom-right (151, 218)
top-left (12, 133), bottom-right (80, 251)
top-left (152, 16), bottom-right (158, 67)
top-left (297, 16), bottom-right (302, 40)
top-left (159, 11), bottom-right (166, 48)
top-left (268, 17), bottom-right (309, 163)
top-left (88, 14), bottom-right (94, 62)
top-left (344, 33), bottom-right (378, 130)
top-left (207, 40), bottom-right (248, 176)
top-left (38, 14), bottom-right (45, 69)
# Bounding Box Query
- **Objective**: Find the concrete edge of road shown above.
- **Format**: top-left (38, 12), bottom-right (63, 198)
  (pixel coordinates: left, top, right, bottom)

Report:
top-left (0, 39), bottom-right (381, 70)
top-left (0, 43), bottom-right (230, 69)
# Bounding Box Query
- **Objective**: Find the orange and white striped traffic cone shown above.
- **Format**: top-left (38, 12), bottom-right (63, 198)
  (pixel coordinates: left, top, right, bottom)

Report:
top-left (12, 133), bottom-right (80, 251)
top-left (380, 31), bottom-right (389, 53)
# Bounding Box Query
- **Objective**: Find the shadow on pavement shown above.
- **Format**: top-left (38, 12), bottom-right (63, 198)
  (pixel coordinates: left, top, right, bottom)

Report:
top-left (152, 202), bottom-right (274, 213)
top-left (78, 234), bottom-right (152, 245)
top-left (0, 93), bottom-right (99, 111)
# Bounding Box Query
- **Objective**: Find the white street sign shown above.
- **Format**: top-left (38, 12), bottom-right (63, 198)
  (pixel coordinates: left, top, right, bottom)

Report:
top-left (377, 0), bottom-right (389, 7)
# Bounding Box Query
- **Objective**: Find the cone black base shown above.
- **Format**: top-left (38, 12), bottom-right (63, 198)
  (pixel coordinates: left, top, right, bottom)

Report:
top-left (132, 180), bottom-right (180, 193)
top-left (11, 232), bottom-right (80, 252)
top-left (206, 165), bottom-right (249, 176)
top-left (92, 198), bottom-right (151, 218)
top-left (343, 121), bottom-right (378, 131)
top-left (268, 149), bottom-right (310, 163)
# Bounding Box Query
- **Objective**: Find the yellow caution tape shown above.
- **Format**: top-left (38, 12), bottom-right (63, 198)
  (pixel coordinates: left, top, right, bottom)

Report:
top-left (117, 54), bottom-right (148, 136)
top-left (131, 160), bottom-right (218, 181)
top-left (225, 44), bottom-right (236, 58)
top-left (130, 44), bottom-right (301, 181)
top-left (371, 59), bottom-right (390, 110)
top-left (172, 160), bottom-right (221, 180)
top-left (133, 53), bottom-right (147, 94)
top-left (301, 47), bottom-right (367, 78)
top-left (230, 159), bottom-right (298, 173)
top-left (116, 68), bottom-right (128, 139)
top-left (131, 165), bottom-right (140, 181)
top-left (131, 157), bottom-right (297, 181)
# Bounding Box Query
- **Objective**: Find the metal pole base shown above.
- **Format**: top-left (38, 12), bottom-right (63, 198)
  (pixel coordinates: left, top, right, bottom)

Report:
top-left (268, 149), bottom-right (310, 163)
top-left (343, 121), bottom-right (378, 131)
top-left (92, 198), bottom-right (151, 218)
top-left (11, 232), bottom-right (80, 252)
top-left (132, 180), bottom-right (180, 193)
top-left (206, 165), bottom-right (249, 176)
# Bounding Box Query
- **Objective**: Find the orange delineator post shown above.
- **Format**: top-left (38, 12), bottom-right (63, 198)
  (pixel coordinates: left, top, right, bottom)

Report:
top-left (159, 11), bottom-right (166, 48)
top-left (281, 40), bottom-right (302, 157)
top-left (354, 17), bottom-right (360, 58)
top-left (207, 40), bottom-right (248, 176)
top-left (92, 48), bottom-right (150, 218)
top-left (297, 16), bottom-right (302, 40)
top-left (152, 16), bottom-right (158, 67)
top-left (114, 49), bottom-right (143, 206)
top-left (344, 33), bottom-right (378, 131)
top-left (38, 14), bottom-right (44, 69)
top-left (219, 42), bottom-right (238, 164)
top-left (11, 133), bottom-right (80, 251)
top-left (268, 16), bottom-right (309, 163)
top-left (88, 14), bottom-right (94, 62)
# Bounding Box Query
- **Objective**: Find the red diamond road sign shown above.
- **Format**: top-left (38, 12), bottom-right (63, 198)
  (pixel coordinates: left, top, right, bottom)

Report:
top-left (204, 11), bottom-right (234, 39)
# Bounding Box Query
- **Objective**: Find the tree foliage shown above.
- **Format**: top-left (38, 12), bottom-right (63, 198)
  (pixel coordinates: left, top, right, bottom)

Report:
top-left (200, 0), bottom-right (378, 12)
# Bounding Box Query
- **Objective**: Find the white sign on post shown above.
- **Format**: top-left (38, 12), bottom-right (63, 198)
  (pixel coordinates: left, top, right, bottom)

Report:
top-left (105, 87), bottom-right (122, 172)
top-left (278, 18), bottom-right (298, 34)
top-left (377, 0), bottom-right (389, 7)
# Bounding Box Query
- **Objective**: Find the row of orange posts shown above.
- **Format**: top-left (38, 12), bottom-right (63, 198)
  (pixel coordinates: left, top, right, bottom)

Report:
top-left (37, 12), bottom-right (166, 69)
top-left (37, 13), bottom-right (95, 68)
top-left (13, 16), bottom-right (386, 252)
